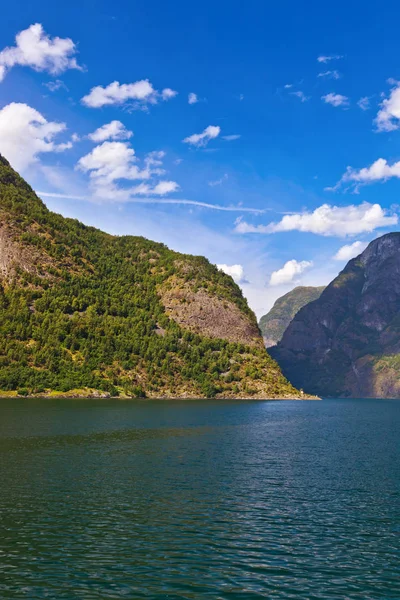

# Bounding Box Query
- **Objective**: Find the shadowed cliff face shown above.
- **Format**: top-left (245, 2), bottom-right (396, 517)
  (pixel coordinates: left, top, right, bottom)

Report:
top-left (270, 233), bottom-right (400, 398)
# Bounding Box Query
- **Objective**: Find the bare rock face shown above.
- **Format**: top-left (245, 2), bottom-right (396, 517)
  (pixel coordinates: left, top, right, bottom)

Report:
top-left (159, 277), bottom-right (262, 347)
top-left (270, 233), bottom-right (400, 398)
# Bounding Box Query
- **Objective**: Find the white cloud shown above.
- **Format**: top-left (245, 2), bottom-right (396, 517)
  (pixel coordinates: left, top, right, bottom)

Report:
top-left (0, 102), bottom-right (71, 171)
top-left (333, 241), bottom-right (368, 261)
top-left (0, 23), bottom-right (81, 82)
top-left (317, 70), bottom-right (340, 79)
top-left (290, 91), bottom-right (310, 102)
top-left (330, 157), bottom-right (400, 191)
top-left (322, 93), bottom-right (349, 107)
top-left (317, 54), bottom-right (343, 63)
top-left (82, 80), bottom-right (156, 108)
top-left (375, 84), bottom-right (400, 131)
top-left (222, 134), bottom-right (241, 141)
top-left (235, 202), bottom-right (398, 237)
top-left (88, 120), bottom-right (133, 142)
top-left (44, 79), bottom-right (68, 92)
top-left (357, 96), bottom-right (371, 111)
top-left (269, 260), bottom-right (312, 286)
top-left (284, 84), bottom-right (293, 89)
top-left (161, 88), bottom-right (178, 100)
top-left (76, 141), bottom-right (178, 201)
top-left (217, 264), bottom-right (247, 284)
top-left (188, 92), bottom-right (198, 104)
top-left (183, 125), bottom-right (221, 147)
top-left (208, 174), bottom-right (228, 187)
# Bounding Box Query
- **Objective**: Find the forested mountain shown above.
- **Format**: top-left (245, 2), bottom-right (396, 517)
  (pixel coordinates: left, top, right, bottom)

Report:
top-left (0, 154), bottom-right (300, 398)
top-left (271, 233), bottom-right (400, 398)
top-left (259, 286), bottom-right (325, 347)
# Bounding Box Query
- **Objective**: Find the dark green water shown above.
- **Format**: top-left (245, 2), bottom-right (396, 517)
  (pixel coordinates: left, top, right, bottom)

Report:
top-left (0, 398), bottom-right (399, 599)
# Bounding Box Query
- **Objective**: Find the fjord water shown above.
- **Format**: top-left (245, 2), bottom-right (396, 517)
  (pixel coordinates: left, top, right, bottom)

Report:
top-left (0, 399), bottom-right (399, 599)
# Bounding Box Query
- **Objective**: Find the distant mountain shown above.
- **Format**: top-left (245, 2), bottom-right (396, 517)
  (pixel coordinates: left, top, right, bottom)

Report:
top-left (259, 286), bottom-right (325, 347)
top-left (0, 154), bottom-right (301, 399)
top-left (270, 233), bottom-right (400, 398)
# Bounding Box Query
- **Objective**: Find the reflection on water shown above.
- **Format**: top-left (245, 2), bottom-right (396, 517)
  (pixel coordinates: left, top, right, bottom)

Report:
top-left (0, 398), bottom-right (399, 598)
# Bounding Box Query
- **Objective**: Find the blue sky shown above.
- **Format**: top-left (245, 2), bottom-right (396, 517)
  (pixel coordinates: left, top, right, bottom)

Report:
top-left (1, 0), bottom-right (400, 317)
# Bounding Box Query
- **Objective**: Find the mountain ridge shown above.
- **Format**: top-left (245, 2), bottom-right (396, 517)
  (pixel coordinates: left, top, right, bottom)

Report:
top-left (259, 286), bottom-right (325, 347)
top-left (0, 154), bottom-right (304, 399)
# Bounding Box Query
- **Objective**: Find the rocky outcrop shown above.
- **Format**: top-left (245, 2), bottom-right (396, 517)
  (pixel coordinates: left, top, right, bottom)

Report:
top-left (270, 233), bottom-right (400, 398)
top-left (259, 286), bottom-right (325, 347)
top-left (160, 276), bottom-right (262, 347)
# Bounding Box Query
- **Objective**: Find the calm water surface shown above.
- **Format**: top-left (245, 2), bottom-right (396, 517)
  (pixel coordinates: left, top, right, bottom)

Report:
top-left (0, 398), bottom-right (399, 599)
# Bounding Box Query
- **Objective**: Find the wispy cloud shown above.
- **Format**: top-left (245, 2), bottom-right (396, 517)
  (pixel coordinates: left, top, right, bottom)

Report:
top-left (222, 134), bottom-right (241, 141)
top-left (317, 70), bottom-right (341, 80)
top-left (208, 174), bottom-right (228, 187)
top-left (317, 54), bottom-right (343, 63)
top-left (36, 190), bottom-right (267, 212)
top-left (183, 125), bottom-right (221, 147)
top-left (357, 96), bottom-right (371, 110)
top-left (188, 92), bottom-right (198, 104)
top-left (290, 91), bottom-right (310, 102)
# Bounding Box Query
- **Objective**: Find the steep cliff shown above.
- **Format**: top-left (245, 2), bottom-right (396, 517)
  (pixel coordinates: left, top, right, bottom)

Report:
top-left (0, 154), bottom-right (300, 398)
top-left (270, 233), bottom-right (400, 398)
top-left (259, 286), bottom-right (325, 347)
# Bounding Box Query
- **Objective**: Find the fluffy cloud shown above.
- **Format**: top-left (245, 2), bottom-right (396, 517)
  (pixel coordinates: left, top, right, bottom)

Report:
top-left (88, 120), bottom-right (133, 142)
top-left (330, 158), bottom-right (400, 191)
top-left (161, 88), bottom-right (178, 100)
top-left (322, 93), bottom-right (349, 107)
top-left (217, 264), bottom-right (247, 284)
top-left (188, 92), bottom-right (198, 104)
top-left (333, 241), bottom-right (368, 261)
top-left (0, 102), bottom-right (71, 171)
top-left (81, 80), bottom-right (177, 109)
top-left (76, 141), bottom-right (177, 200)
top-left (183, 125), bottom-right (220, 147)
top-left (375, 84), bottom-right (400, 131)
top-left (357, 96), bottom-right (371, 111)
top-left (269, 260), bottom-right (312, 286)
top-left (81, 80), bottom-right (154, 108)
top-left (317, 54), bottom-right (343, 63)
top-left (290, 91), bottom-right (310, 102)
top-left (317, 70), bottom-right (340, 79)
top-left (235, 202), bottom-right (398, 237)
top-left (0, 23), bottom-right (81, 82)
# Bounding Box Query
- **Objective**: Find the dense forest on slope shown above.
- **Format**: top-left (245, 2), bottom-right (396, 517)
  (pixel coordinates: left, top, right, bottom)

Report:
top-left (271, 233), bottom-right (400, 398)
top-left (0, 154), bottom-right (300, 398)
top-left (259, 286), bottom-right (325, 347)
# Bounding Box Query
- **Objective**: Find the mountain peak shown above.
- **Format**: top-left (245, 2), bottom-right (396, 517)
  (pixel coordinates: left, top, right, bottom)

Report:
top-left (271, 231), bottom-right (400, 398)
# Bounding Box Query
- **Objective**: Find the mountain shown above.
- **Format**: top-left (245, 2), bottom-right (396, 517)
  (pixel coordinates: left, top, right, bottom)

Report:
top-left (270, 233), bottom-right (400, 398)
top-left (259, 286), bottom-right (325, 347)
top-left (0, 154), bottom-right (302, 399)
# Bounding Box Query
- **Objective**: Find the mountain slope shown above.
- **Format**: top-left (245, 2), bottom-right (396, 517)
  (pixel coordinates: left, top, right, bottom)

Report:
top-left (259, 286), bottom-right (325, 347)
top-left (270, 233), bottom-right (400, 398)
top-left (0, 154), bottom-right (300, 398)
